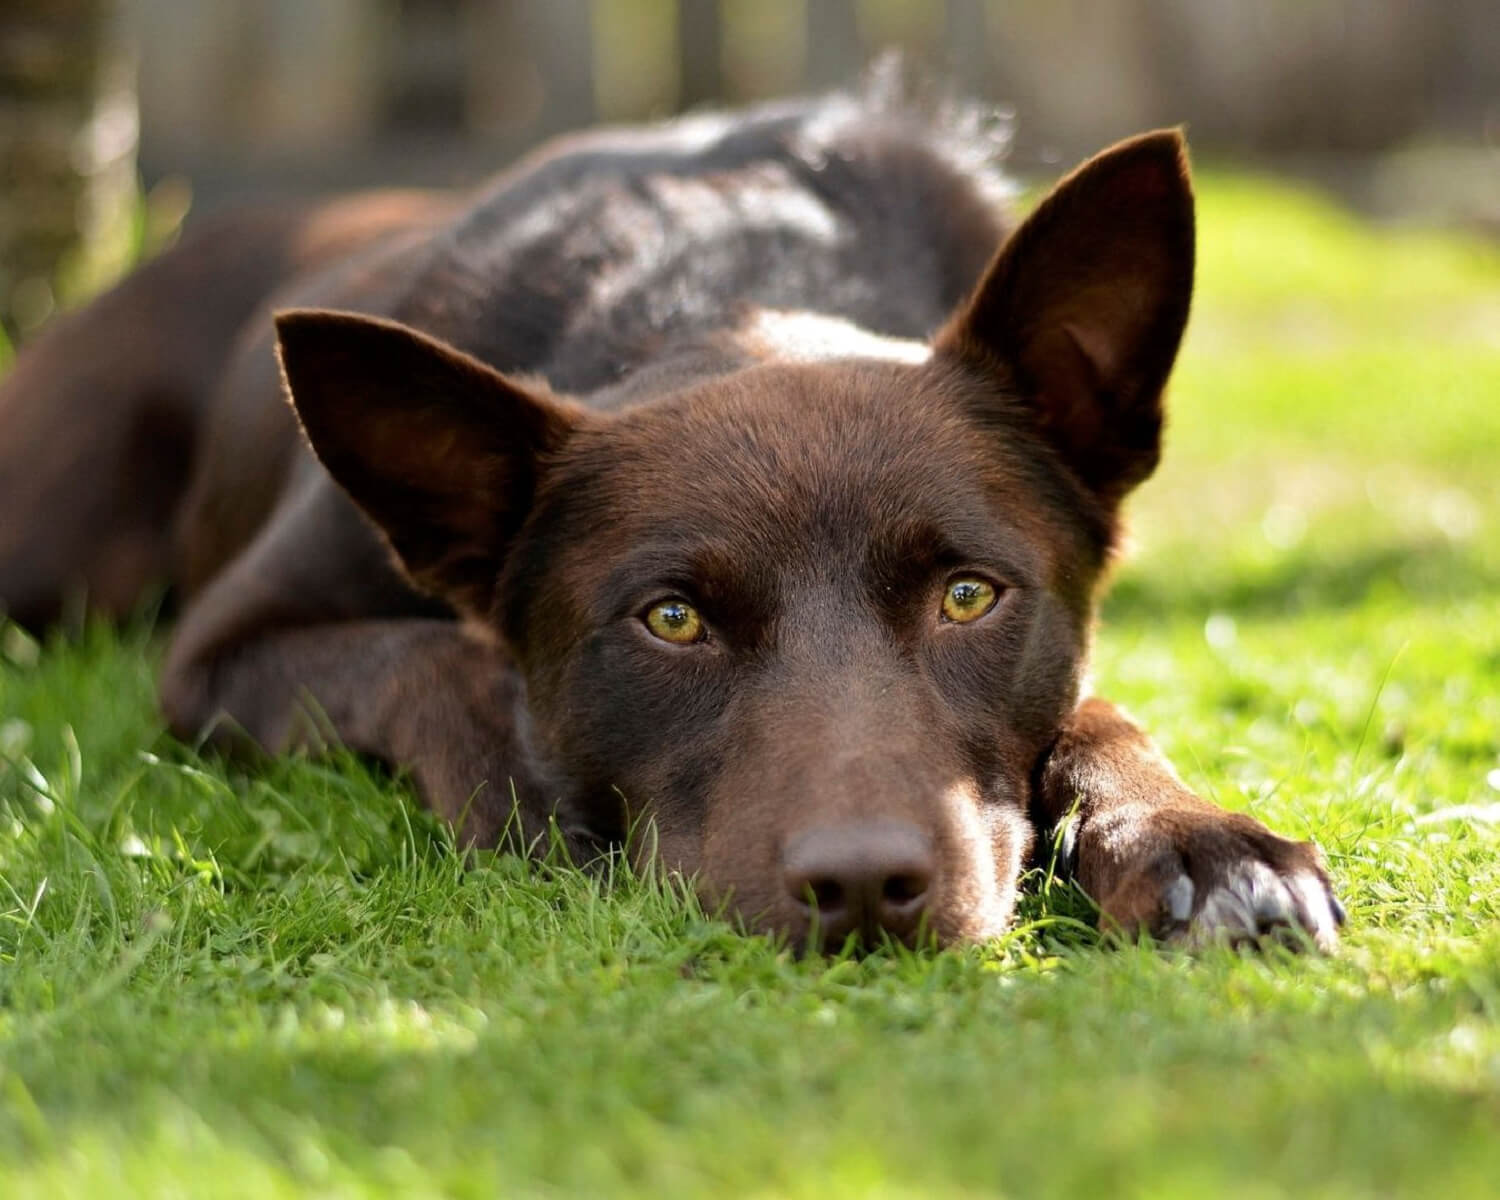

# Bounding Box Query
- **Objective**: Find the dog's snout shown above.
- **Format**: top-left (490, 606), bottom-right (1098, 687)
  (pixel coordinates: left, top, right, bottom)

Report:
top-left (782, 823), bottom-right (935, 948)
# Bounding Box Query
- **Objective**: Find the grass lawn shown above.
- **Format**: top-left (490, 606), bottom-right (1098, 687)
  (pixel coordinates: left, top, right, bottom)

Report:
top-left (3, 173), bottom-right (1499, 1198)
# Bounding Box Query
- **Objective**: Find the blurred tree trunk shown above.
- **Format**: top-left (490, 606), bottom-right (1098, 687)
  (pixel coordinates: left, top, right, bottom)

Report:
top-left (515, 0), bottom-right (594, 136)
top-left (678, 0), bottom-right (723, 110)
top-left (805, 0), bottom-right (862, 90)
top-left (945, 0), bottom-right (988, 94)
top-left (0, 0), bottom-right (138, 345)
top-left (386, 0), bottom-right (466, 134)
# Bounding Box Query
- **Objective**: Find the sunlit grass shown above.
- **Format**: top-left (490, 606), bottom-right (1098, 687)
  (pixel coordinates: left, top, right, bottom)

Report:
top-left (3, 174), bottom-right (1499, 1197)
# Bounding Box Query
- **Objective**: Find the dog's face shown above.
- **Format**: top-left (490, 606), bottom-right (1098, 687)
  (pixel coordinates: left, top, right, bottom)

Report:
top-left (276, 131), bottom-right (1195, 949)
top-left (504, 356), bottom-right (1101, 945)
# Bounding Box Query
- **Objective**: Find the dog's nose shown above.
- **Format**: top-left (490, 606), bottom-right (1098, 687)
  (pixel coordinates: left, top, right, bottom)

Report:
top-left (782, 823), bottom-right (935, 949)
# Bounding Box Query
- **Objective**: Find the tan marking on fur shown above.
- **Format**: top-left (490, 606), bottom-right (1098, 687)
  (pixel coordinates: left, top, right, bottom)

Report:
top-left (739, 309), bottom-right (932, 366)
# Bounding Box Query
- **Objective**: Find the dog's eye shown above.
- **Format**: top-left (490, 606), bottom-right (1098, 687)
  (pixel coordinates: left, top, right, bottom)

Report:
top-left (941, 577), bottom-right (999, 624)
top-left (644, 599), bottom-right (705, 645)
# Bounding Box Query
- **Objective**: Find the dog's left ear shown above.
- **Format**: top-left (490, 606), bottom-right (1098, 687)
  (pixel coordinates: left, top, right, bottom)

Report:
top-left (936, 129), bottom-right (1194, 507)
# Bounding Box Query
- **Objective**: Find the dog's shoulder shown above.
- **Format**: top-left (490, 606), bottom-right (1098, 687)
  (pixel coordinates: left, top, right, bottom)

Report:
top-left (390, 91), bottom-right (1014, 396)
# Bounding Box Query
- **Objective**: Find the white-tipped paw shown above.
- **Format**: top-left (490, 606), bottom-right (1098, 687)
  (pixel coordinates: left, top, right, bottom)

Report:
top-left (1081, 806), bottom-right (1345, 953)
top-left (1166, 858), bottom-right (1344, 952)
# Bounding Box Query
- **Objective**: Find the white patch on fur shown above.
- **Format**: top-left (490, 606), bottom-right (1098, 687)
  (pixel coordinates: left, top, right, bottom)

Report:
top-left (742, 308), bottom-right (932, 366)
top-left (1286, 870), bottom-right (1340, 950)
top-left (1164, 873), bottom-right (1195, 923)
top-left (651, 171), bottom-right (841, 245)
top-left (1056, 811), bottom-right (1080, 874)
top-left (1186, 861), bottom-right (1339, 951)
top-left (583, 170), bottom-right (843, 315)
top-left (1245, 861), bottom-right (1294, 924)
top-left (1196, 882), bottom-right (1256, 938)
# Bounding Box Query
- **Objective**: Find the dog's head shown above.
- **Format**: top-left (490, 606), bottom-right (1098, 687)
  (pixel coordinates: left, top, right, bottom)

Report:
top-left (275, 131), bottom-right (1194, 950)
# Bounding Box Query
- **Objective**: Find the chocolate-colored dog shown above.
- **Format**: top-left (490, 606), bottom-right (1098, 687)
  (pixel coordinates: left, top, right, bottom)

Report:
top-left (0, 93), bottom-right (1342, 951)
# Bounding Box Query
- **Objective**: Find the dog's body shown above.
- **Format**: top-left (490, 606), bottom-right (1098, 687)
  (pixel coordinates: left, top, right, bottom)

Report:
top-left (0, 91), bottom-right (1341, 950)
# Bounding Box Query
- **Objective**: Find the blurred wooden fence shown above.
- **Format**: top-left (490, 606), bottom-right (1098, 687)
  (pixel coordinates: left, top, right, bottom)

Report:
top-left (4, 0), bottom-right (1493, 339)
top-left (127, 0), bottom-right (1498, 207)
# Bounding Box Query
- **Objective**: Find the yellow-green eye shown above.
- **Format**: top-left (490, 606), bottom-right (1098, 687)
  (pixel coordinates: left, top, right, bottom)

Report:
top-left (645, 599), bottom-right (705, 644)
top-left (941, 577), bottom-right (999, 624)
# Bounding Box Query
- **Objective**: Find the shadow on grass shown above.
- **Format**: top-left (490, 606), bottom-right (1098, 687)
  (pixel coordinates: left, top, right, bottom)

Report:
top-left (1103, 535), bottom-right (1499, 626)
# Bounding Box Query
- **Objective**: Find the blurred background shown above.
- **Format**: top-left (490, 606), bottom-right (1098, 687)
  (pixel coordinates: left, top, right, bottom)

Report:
top-left (1, 0), bottom-right (1496, 343)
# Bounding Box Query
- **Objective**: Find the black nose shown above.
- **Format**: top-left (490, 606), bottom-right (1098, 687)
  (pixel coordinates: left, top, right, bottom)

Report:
top-left (782, 823), bottom-right (935, 949)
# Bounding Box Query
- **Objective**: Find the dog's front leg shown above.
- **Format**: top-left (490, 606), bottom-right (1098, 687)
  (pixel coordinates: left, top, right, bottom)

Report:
top-left (161, 619), bottom-right (572, 854)
top-left (1036, 697), bottom-right (1344, 949)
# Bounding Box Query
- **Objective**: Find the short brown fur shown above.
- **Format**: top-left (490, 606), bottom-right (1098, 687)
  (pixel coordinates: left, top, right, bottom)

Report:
top-left (0, 94), bottom-right (1340, 951)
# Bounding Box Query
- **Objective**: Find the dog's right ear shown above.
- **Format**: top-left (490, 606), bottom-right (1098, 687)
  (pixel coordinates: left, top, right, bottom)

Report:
top-left (275, 309), bottom-right (580, 617)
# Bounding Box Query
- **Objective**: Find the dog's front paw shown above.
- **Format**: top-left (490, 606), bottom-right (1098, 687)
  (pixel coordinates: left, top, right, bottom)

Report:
top-left (1073, 804), bottom-right (1345, 951)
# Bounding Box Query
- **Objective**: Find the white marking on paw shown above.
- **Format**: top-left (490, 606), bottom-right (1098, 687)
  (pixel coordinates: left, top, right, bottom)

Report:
top-left (1245, 861), bottom-right (1296, 925)
top-left (1287, 871), bottom-right (1341, 949)
top-left (1196, 883), bottom-right (1257, 938)
top-left (1189, 863), bottom-right (1340, 951)
top-left (1164, 874), bottom-right (1195, 923)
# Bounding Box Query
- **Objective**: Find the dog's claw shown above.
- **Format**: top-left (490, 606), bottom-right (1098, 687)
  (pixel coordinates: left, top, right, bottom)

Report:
top-left (1056, 812), bottom-right (1081, 878)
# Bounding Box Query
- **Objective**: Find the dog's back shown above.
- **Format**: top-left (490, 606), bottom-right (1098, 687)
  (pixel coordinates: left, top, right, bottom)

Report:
top-left (365, 94), bottom-right (1014, 399)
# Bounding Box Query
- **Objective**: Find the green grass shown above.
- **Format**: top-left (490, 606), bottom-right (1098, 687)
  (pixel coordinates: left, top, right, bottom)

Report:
top-left (3, 174), bottom-right (1500, 1198)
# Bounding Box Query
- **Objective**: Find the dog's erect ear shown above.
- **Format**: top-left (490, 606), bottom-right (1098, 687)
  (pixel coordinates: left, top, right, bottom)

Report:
top-left (936, 129), bottom-right (1194, 506)
top-left (275, 309), bottom-right (579, 616)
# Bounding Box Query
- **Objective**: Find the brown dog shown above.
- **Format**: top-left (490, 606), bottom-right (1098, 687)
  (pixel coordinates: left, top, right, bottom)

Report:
top-left (0, 93), bottom-right (1342, 951)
